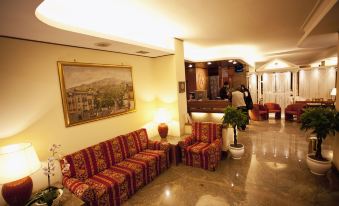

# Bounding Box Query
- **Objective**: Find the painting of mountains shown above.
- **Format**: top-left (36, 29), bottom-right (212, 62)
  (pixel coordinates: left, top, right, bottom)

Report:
top-left (58, 62), bottom-right (135, 127)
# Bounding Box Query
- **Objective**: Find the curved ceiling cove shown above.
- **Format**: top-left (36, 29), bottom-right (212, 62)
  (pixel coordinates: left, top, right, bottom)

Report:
top-left (35, 0), bottom-right (178, 52)
top-left (34, 0), bottom-right (336, 66)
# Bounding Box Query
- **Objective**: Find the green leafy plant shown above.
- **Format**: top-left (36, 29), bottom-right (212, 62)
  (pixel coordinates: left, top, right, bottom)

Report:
top-left (300, 107), bottom-right (339, 160)
top-left (222, 106), bottom-right (247, 147)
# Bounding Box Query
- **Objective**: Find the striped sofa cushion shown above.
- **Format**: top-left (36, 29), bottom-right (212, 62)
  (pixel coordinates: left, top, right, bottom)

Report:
top-left (99, 135), bottom-right (129, 167)
top-left (123, 128), bottom-right (149, 157)
top-left (63, 143), bottom-right (108, 181)
top-left (192, 122), bottom-right (222, 143)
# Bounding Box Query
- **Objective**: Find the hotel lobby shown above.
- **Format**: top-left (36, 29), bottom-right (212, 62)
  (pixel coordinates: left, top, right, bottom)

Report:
top-left (0, 0), bottom-right (339, 205)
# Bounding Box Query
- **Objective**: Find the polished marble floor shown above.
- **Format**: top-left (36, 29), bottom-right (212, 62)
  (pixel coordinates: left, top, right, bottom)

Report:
top-left (123, 120), bottom-right (339, 206)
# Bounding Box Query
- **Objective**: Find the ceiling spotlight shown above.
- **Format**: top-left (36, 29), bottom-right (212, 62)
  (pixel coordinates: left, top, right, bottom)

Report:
top-left (188, 64), bottom-right (193, 68)
top-left (207, 62), bottom-right (212, 65)
top-left (233, 61), bottom-right (237, 64)
top-left (228, 60), bottom-right (233, 63)
top-left (94, 42), bottom-right (111, 47)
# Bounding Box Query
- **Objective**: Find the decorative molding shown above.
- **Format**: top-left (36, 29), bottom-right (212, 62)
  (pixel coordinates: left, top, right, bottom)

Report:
top-left (297, 0), bottom-right (338, 46)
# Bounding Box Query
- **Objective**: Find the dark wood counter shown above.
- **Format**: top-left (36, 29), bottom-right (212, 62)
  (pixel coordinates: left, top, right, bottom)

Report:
top-left (187, 100), bottom-right (230, 113)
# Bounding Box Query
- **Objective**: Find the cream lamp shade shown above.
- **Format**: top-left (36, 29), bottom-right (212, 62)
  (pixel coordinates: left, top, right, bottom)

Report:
top-left (330, 88), bottom-right (336, 96)
top-left (154, 108), bottom-right (170, 124)
top-left (0, 143), bottom-right (41, 184)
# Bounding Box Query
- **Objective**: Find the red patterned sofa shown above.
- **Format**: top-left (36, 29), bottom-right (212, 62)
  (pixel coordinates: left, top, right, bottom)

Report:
top-left (60, 128), bottom-right (170, 206)
top-left (264, 102), bottom-right (281, 119)
top-left (178, 122), bottom-right (222, 171)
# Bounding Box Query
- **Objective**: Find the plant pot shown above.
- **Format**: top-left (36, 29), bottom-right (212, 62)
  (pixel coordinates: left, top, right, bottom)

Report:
top-left (306, 153), bottom-right (331, 175)
top-left (229, 143), bottom-right (244, 159)
top-left (34, 187), bottom-right (63, 206)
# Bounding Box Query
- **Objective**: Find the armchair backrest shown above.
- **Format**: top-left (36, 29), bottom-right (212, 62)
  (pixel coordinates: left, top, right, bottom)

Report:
top-left (253, 104), bottom-right (266, 111)
top-left (285, 103), bottom-right (306, 112)
top-left (264, 103), bottom-right (281, 110)
top-left (192, 122), bottom-right (222, 143)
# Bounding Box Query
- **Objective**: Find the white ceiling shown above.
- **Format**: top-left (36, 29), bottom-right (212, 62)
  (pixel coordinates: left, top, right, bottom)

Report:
top-left (0, 0), bottom-right (338, 66)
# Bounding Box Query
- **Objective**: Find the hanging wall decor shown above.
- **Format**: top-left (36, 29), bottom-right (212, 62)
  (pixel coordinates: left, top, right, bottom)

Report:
top-left (58, 61), bottom-right (136, 127)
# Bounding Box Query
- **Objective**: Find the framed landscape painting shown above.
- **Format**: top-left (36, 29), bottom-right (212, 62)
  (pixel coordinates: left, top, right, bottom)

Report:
top-left (57, 61), bottom-right (136, 127)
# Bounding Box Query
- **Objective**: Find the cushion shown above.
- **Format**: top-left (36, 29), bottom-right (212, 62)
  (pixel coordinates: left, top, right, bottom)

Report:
top-left (99, 135), bottom-right (128, 167)
top-left (131, 153), bottom-right (158, 180)
top-left (110, 160), bottom-right (148, 196)
top-left (192, 122), bottom-right (222, 143)
top-left (84, 168), bottom-right (128, 205)
top-left (140, 149), bottom-right (168, 172)
top-left (63, 143), bottom-right (108, 181)
top-left (188, 142), bottom-right (210, 154)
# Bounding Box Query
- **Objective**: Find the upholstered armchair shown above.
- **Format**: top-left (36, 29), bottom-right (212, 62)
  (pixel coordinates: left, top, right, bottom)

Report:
top-left (264, 102), bottom-right (281, 119)
top-left (285, 103), bottom-right (306, 122)
top-left (248, 104), bottom-right (268, 121)
top-left (178, 122), bottom-right (222, 171)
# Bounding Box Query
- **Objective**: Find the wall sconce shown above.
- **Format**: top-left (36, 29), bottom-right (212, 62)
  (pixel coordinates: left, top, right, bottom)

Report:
top-left (0, 143), bottom-right (41, 206)
top-left (155, 108), bottom-right (170, 138)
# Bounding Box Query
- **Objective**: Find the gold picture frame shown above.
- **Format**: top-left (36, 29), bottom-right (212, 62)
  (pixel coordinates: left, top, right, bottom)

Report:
top-left (178, 81), bottom-right (186, 93)
top-left (57, 61), bottom-right (136, 127)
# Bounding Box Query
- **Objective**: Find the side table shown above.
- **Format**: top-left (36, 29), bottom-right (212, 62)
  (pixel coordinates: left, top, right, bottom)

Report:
top-left (150, 135), bottom-right (183, 165)
top-left (31, 185), bottom-right (85, 206)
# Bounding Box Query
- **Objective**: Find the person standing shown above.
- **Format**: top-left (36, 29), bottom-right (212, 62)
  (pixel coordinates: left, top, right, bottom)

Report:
top-left (231, 87), bottom-right (248, 130)
top-left (241, 84), bottom-right (253, 110)
top-left (219, 81), bottom-right (230, 100)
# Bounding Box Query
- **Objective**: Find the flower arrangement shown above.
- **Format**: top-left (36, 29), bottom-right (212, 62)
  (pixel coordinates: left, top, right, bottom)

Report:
top-left (42, 144), bottom-right (69, 189)
top-left (27, 144), bottom-right (69, 206)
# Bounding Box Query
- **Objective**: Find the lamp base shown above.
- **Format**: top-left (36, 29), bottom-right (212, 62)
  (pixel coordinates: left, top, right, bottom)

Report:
top-left (2, 176), bottom-right (33, 206)
top-left (158, 123), bottom-right (168, 138)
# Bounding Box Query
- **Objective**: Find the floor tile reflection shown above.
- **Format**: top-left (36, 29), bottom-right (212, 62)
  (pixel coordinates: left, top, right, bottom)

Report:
top-left (123, 120), bottom-right (339, 206)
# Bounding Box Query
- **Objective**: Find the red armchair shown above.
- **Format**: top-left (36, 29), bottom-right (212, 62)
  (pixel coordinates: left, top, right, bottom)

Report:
top-left (249, 104), bottom-right (268, 121)
top-left (285, 103), bottom-right (306, 122)
top-left (178, 122), bottom-right (222, 171)
top-left (264, 103), bottom-right (281, 119)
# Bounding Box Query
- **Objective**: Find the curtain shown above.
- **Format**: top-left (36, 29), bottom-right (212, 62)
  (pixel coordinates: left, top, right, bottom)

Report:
top-left (262, 72), bottom-right (291, 110)
top-left (299, 67), bottom-right (336, 100)
top-left (249, 74), bottom-right (257, 103)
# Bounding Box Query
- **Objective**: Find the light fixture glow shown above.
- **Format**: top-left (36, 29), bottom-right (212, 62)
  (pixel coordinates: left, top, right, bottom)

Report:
top-left (184, 43), bottom-right (263, 67)
top-left (188, 64), bottom-right (193, 68)
top-left (35, 0), bottom-right (180, 51)
top-left (233, 61), bottom-right (237, 64)
top-left (228, 60), bottom-right (233, 62)
top-left (207, 62), bottom-right (212, 65)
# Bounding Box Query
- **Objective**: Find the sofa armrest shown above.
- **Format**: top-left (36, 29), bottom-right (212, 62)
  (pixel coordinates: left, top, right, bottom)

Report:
top-left (62, 176), bottom-right (95, 202)
top-left (147, 140), bottom-right (170, 152)
top-left (178, 135), bottom-right (195, 149)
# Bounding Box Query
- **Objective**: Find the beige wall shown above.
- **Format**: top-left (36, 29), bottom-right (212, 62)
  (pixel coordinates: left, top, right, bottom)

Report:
top-left (0, 37), bottom-right (161, 160)
top-left (0, 37), bottom-right (190, 205)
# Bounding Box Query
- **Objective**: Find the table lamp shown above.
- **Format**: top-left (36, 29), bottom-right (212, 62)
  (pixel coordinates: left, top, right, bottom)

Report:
top-left (330, 88), bottom-right (336, 100)
top-left (0, 143), bottom-right (41, 206)
top-left (155, 108), bottom-right (170, 138)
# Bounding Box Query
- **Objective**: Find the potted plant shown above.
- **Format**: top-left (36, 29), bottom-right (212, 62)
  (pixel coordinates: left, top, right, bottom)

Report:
top-left (222, 106), bottom-right (248, 159)
top-left (300, 107), bottom-right (339, 175)
top-left (26, 144), bottom-right (69, 206)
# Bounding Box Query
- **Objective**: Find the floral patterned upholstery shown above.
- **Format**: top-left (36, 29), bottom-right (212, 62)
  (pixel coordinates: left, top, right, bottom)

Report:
top-left (179, 122), bottom-right (222, 171)
top-left (61, 128), bottom-right (170, 206)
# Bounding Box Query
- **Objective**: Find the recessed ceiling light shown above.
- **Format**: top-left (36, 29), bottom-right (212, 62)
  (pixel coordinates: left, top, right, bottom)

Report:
top-left (94, 42), bottom-right (111, 47)
top-left (233, 61), bottom-right (237, 64)
top-left (207, 62), bottom-right (212, 65)
top-left (136, 50), bottom-right (150, 54)
top-left (228, 60), bottom-right (233, 62)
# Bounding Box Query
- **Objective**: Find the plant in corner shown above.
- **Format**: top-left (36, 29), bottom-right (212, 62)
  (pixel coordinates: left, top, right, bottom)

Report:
top-left (300, 107), bottom-right (339, 175)
top-left (222, 106), bottom-right (248, 159)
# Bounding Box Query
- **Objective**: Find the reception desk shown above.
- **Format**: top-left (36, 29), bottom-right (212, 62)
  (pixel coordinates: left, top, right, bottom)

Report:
top-left (187, 100), bottom-right (230, 113)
